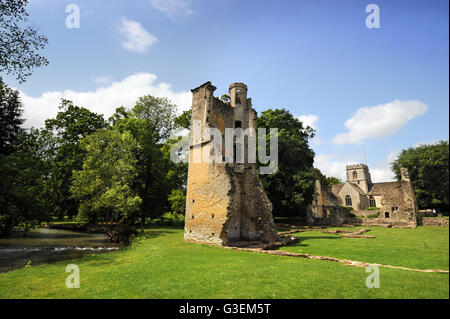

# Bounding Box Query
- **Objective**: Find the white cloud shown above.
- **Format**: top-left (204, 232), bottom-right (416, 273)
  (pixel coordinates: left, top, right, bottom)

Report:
top-left (333, 100), bottom-right (428, 145)
top-left (370, 167), bottom-right (396, 183)
top-left (297, 114), bottom-right (321, 145)
top-left (298, 114), bottom-right (318, 130)
top-left (369, 150), bottom-right (398, 182)
top-left (118, 18), bottom-right (158, 53)
top-left (314, 154), bottom-right (350, 181)
top-left (18, 73), bottom-right (192, 128)
top-left (149, 0), bottom-right (194, 17)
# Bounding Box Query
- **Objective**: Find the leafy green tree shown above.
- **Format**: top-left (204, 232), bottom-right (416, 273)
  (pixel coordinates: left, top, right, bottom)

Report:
top-left (311, 168), bottom-right (342, 189)
top-left (0, 82), bottom-right (51, 234)
top-left (0, 129), bottom-right (52, 234)
top-left (168, 189), bottom-right (186, 216)
top-left (257, 108), bottom-right (316, 217)
top-left (70, 129), bottom-right (142, 224)
top-left (327, 176), bottom-right (342, 186)
top-left (0, 78), bottom-right (24, 155)
top-left (110, 96), bottom-right (178, 223)
top-left (174, 109), bottom-right (191, 130)
top-left (44, 99), bottom-right (108, 219)
top-left (392, 140), bottom-right (449, 211)
top-left (0, 0), bottom-right (49, 82)
top-left (161, 135), bottom-right (188, 215)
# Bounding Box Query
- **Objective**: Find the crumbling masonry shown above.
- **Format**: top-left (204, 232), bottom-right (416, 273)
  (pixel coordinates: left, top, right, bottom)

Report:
top-left (184, 82), bottom-right (281, 247)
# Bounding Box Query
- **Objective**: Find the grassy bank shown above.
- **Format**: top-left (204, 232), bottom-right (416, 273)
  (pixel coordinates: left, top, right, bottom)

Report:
top-left (0, 226), bottom-right (448, 299)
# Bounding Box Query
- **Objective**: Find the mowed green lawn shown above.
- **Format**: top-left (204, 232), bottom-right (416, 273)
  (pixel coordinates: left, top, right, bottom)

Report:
top-left (0, 227), bottom-right (448, 299)
top-left (283, 226), bottom-right (449, 270)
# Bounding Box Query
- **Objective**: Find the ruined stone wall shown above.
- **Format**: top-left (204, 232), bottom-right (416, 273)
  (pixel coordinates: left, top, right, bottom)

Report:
top-left (308, 180), bottom-right (358, 226)
top-left (184, 82), bottom-right (280, 246)
top-left (374, 180), bottom-right (418, 227)
top-left (420, 217), bottom-right (449, 227)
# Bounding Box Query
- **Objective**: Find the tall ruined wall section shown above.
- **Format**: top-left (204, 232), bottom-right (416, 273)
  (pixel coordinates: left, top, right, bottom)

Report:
top-left (184, 82), bottom-right (279, 246)
top-left (377, 182), bottom-right (416, 226)
top-left (365, 169), bottom-right (418, 227)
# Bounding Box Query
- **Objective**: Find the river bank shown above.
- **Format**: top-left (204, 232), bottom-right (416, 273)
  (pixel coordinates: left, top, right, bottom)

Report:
top-left (44, 222), bottom-right (118, 234)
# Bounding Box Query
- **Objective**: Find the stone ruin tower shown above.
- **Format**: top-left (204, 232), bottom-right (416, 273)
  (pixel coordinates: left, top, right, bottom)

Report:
top-left (184, 82), bottom-right (281, 247)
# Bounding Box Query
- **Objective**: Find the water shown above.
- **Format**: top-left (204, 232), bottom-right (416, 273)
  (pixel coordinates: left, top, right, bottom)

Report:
top-left (0, 228), bottom-right (121, 273)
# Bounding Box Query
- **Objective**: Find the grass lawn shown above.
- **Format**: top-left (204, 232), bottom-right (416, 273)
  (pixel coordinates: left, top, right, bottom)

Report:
top-left (283, 226), bottom-right (449, 270)
top-left (0, 227), bottom-right (448, 299)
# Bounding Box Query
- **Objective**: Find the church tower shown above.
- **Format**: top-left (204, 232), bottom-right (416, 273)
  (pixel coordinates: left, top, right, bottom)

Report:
top-left (346, 164), bottom-right (372, 193)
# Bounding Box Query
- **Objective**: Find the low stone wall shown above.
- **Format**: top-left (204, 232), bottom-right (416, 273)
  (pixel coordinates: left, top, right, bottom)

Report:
top-left (308, 207), bottom-right (358, 227)
top-left (359, 218), bottom-right (416, 228)
top-left (353, 210), bottom-right (380, 218)
top-left (420, 218), bottom-right (449, 227)
top-left (418, 209), bottom-right (435, 217)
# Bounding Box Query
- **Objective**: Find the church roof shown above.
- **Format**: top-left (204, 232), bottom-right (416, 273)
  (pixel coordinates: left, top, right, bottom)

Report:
top-left (331, 182), bottom-right (365, 196)
top-left (331, 180), bottom-right (402, 197)
top-left (331, 184), bottom-right (344, 196)
top-left (348, 182), bottom-right (366, 195)
top-left (369, 182), bottom-right (399, 195)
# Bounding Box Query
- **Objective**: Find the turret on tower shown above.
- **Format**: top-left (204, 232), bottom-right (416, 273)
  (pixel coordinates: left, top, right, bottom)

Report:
top-left (229, 82), bottom-right (248, 108)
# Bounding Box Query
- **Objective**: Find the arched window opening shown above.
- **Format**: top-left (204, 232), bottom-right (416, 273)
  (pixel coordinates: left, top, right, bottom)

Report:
top-left (345, 195), bottom-right (352, 207)
top-left (352, 171), bottom-right (358, 179)
top-left (235, 89), bottom-right (241, 104)
top-left (369, 196), bottom-right (376, 207)
top-left (385, 212), bottom-right (390, 218)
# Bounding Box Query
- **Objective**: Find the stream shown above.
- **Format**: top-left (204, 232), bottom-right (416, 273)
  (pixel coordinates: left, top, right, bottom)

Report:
top-left (0, 228), bottom-right (121, 273)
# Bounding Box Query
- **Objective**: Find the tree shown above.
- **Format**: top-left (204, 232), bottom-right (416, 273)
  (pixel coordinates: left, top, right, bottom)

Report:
top-left (110, 96), bottom-right (178, 224)
top-left (70, 129), bottom-right (142, 224)
top-left (174, 109), bottom-right (191, 130)
top-left (44, 99), bottom-right (108, 219)
top-left (327, 176), bottom-right (342, 186)
top-left (257, 108), bottom-right (316, 218)
top-left (0, 0), bottom-right (49, 82)
top-left (0, 129), bottom-right (52, 234)
top-left (0, 78), bottom-right (24, 155)
top-left (168, 189), bottom-right (186, 217)
top-left (392, 140), bottom-right (449, 211)
top-left (312, 168), bottom-right (342, 189)
top-left (161, 135), bottom-right (188, 216)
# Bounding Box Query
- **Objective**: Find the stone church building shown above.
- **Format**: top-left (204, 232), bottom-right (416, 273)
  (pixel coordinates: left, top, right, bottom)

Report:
top-left (309, 164), bottom-right (419, 227)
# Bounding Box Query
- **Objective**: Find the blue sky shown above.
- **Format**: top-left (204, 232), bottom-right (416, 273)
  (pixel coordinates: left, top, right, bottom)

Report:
top-left (4, 0), bottom-right (449, 181)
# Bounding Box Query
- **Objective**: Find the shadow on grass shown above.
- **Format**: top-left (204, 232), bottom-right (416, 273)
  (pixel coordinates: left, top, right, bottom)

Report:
top-left (139, 229), bottom-right (180, 240)
top-left (291, 235), bottom-right (342, 247)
